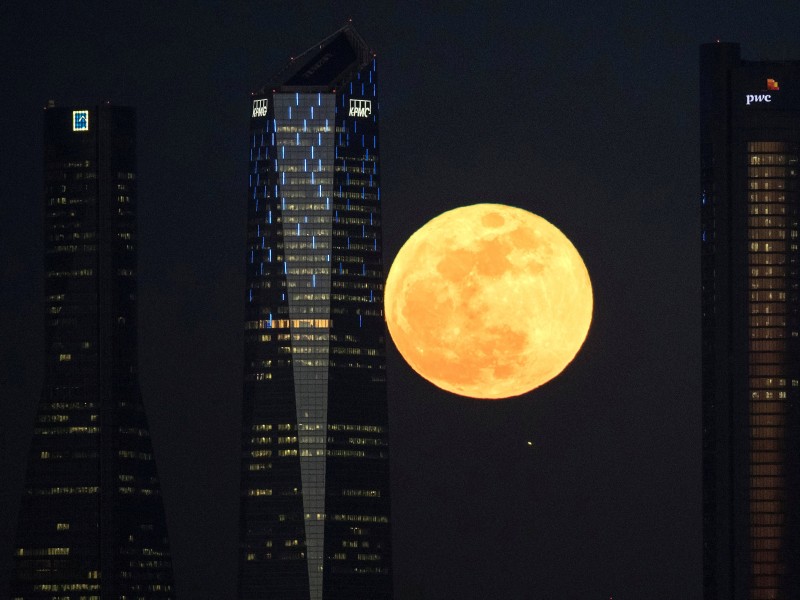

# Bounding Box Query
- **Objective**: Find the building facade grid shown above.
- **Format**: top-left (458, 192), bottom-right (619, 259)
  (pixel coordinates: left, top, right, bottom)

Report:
top-left (239, 27), bottom-right (392, 600)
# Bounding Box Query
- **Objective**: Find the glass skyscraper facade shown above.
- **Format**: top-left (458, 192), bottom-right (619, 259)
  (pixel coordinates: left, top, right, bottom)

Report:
top-left (701, 44), bottom-right (800, 600)
top-left (10, 104), bottom-right (175, 599)
top-left (238, 27), bottom-right (392, 600)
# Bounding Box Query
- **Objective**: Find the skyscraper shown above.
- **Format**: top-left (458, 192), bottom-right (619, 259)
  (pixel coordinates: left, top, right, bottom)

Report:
top-left (239, 26), bottom-right (392, 600)
top-left (10, 104), bottom-right (175, 599)
top-left (701, 44), bottom-right (800, 599)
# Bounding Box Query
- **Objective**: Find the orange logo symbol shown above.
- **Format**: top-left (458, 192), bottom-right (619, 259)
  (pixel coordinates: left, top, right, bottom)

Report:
top-left (767, 79), bottom-right (780, 91)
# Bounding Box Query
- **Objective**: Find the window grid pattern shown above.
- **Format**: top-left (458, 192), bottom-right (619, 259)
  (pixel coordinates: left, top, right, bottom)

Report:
top-left (747, 141), bottom-right (799, 599)
top-left (275, 91), bottom-right (336, 600)
top-left (12, 106), bottom-right (174, 600)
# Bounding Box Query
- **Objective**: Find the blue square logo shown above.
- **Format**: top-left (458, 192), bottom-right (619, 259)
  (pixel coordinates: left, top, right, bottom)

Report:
top-left (72, 110), bottom-right (89, 132)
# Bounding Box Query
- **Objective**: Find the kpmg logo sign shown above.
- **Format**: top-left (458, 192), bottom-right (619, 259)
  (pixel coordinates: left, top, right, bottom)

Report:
top-left (746, 79), bottom-right (780, 105)
top-left (72, 110), bottom-right (89, 132)
top-left (252, 99), bottom-right (269, 118)
top-left (349, 98), bottom-right (372, 118)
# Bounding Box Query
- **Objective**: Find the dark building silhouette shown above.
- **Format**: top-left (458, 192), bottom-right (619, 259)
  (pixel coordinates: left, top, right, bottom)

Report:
top-left (238, 26), bottom-right (392, 600)
top-left (10, 104), bottom-right (175, 599)
top-left (702, 44), bottom-right (800, 600)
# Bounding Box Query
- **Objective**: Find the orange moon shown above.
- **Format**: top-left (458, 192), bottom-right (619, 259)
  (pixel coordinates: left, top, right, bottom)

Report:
top-left (384, 203), bottom-right (593, 399)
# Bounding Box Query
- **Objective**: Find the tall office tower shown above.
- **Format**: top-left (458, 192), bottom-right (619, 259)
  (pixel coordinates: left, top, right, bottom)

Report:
top-left (10, 104), bottom-right (175, 599)
top-left (239, 26), bottom-right (392, 600)
top-left (701, 44), bottom-right (800, 600)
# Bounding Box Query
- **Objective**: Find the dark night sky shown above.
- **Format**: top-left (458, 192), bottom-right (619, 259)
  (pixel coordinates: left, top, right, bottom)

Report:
top-left (2, 1), bottom-right (800, 598)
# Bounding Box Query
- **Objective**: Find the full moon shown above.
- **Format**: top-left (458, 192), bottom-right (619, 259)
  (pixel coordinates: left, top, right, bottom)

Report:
top-left (384, 203), bottom-right (593, 399)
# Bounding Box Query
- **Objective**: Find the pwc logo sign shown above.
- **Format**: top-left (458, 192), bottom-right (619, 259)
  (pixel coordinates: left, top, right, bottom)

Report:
top-left (746, 93), bottom-right (772, 106)
top-left (746, 79), bottom-right (780, 105)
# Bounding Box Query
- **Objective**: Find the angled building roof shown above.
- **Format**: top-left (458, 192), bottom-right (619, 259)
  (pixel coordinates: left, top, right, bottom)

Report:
top-left (257, 24), bottom-right (373, 93)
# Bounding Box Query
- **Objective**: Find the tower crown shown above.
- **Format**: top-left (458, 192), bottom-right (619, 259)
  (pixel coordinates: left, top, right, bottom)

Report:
top-left (259, 25), bottom-right (373, 93)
